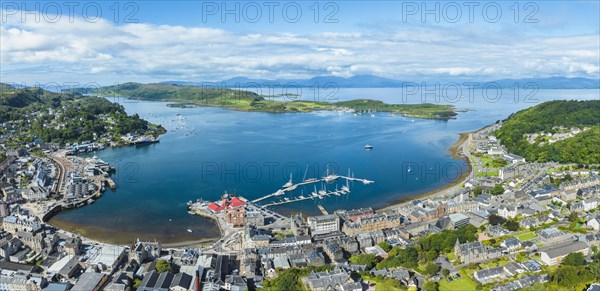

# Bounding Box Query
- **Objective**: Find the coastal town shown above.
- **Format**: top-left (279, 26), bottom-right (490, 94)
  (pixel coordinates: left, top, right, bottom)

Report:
top-left (1, 110), bottom-right (600, 291)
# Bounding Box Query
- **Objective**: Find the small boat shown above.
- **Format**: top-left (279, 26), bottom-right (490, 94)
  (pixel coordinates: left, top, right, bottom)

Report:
top-left (169, 219), bottom-right (172, 222)
top-left (284, 197), bottom-right (290, 202)
top-left (364, 144), bottom-right (374, 150)
top-left (283, 173), bottom-right (293, 188)
top-left (187, 228), bottom-right (193, 233)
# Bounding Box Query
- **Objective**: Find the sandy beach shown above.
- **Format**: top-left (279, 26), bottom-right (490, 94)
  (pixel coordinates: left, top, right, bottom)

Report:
top-left (378, 129), bottom-right (478, 211)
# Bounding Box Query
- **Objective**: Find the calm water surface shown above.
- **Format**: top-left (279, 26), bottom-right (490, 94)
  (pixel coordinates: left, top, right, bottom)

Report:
top-left (50, 88), bottom-right (599, 243)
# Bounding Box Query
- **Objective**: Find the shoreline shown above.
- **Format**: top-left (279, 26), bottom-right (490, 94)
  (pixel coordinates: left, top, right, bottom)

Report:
top-left (48, 215), bottom-right (221, 246)
top-left (378, 129), bottom-right (476, 211)
top-left (103, 95), bottom-right (458, 121)
top-left (42, 105), bottom-right (483, 247)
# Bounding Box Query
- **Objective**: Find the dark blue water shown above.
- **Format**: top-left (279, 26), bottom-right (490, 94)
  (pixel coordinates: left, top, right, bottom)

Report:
top-left (51, 88), bottom-right (599, 243)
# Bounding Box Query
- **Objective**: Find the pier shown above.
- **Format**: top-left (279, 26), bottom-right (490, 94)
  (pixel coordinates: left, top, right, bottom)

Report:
top-left (251, 175), bottom-right (373, 203)
top-left (317, 204), bottom-right (329, 215)
top-left (261, 189), bottom-right (350, 207)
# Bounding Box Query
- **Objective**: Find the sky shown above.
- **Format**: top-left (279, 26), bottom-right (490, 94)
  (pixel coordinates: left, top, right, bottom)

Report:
top-left (1, 0), bottom-right (599, 85)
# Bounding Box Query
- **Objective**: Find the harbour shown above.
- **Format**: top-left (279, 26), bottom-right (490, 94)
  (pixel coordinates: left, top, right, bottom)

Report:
top-left (47, 89), bottom-right (600, 244)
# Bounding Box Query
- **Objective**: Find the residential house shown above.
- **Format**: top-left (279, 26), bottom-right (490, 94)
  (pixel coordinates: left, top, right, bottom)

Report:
top-left (454, 240), bottom-right (501, 264)
top-left (498, 204), bottom-right (517, 219)
top-left (588, 216), bottom-right (600, 231)
top-left (306, 268), bottom-right (354, 291)
top-left (501, 237), bottom-right (522, 253)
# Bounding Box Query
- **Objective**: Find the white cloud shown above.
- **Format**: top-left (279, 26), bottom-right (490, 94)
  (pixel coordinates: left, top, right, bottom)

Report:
top-left (1, 10), bottom-right (599, 84)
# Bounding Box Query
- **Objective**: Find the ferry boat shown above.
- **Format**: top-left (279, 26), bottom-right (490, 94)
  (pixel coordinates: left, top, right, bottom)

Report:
top-left (364, 144), bottom-right (374, 150)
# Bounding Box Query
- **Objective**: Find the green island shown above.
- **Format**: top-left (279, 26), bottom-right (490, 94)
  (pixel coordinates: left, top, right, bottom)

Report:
top-left (0, 83), bottom-right (165, 147)
top-left (494, 100), bottom-right (600, 164)
top-left (78, 82), bottom-right (458, 120)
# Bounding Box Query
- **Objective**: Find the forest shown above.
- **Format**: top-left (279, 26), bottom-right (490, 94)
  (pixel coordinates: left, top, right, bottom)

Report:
top-left (494, 100), bottom-right (600, 164)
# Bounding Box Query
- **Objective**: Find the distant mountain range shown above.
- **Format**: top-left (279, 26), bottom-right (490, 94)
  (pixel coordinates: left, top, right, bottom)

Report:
top-left (160, 75), bottom-right (600, 89)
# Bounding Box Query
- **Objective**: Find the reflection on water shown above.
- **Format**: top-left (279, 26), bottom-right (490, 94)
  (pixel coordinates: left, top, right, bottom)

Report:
top-left (51, 89), bottom-right (599, 243)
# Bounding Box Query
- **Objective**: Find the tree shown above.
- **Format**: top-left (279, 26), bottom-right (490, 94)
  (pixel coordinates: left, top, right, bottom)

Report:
top-left (488, 214), bottom-right (507, 226)
top-left (490, 184), bottom-right (505, 195)
top-left (133, 278), bottom-right (142, 289)
top-left (422, 281), bottom-right (439, 291)
top-left (155, 259), bottom-right (173, 273)
top-left (472, 186), bottom-right (483, 196)
top-left (378, 241), bottom-right (392, 252)
top-left (425, 250), bottom-right (438, 262)
top-left (568, 212), bottom-right (579, 223)
top-left (423, 262), bottom-right (441, 276)
top-left (562, 253), bottom-right (586, 266)
top-left (349, 254), bottom-right (378, 269)
top-left (504, 220), bottom-right (520, 231)
top-left (441, 268), bottom-right (450, 277)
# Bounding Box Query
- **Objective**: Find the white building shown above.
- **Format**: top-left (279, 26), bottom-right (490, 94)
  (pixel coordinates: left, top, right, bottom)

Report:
top-left (2, 214), bottom-right (42, 233)
top-left (487, 147), bottom-right (505, 155)
top-left (588, 217), bottom-right (600, 231)
top-left (21, 186), bottom-right (50, 202)
top-left (583, 199), bottom-right (599, 212)
top-left (498, 205), bottom-right (517, 219)
top-left (307, 215), bottom-right (340, 235)
top-left (540, 241), bottom-right (589, 266)
top-left (502, 154), bottom-right (526, 165)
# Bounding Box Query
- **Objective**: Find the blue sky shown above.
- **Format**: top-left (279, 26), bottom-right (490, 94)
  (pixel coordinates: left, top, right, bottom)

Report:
top-left (1, 1), bottom-right (599, 84)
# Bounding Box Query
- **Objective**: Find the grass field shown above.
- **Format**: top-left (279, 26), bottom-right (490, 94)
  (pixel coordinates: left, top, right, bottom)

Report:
top-left (517, 231), bottom-right (536, 241)
top-left (361, 275), bottom-right (406, 291)
top-left (439, 270), bottom-right (478, 291)
top-left (476, 170), bottom-right (499, 177)
top-left (446, 252), bottom-right (456, 261)
top-left (439, 278), bottom-right (477, 291)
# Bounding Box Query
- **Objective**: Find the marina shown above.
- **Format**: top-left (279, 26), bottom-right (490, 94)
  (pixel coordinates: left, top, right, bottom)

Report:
top-left (251, 170), bottom-right (373, 204)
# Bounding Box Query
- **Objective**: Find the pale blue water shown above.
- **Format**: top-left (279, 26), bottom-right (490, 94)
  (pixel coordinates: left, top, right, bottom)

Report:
top-left (51, 88), bottom-right (599, 243)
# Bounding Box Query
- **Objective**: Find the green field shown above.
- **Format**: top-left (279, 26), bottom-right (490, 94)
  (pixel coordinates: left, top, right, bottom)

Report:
top-left (439, 270), bottom-right (478, 291)
top-left (517, 232), bottom-right (536, 241)
top-left (87, 83), bottom-right (458, 120)
top-left (362, 275), bottom-right (406, 291)
top-left (476, 170), bottom-right (499, 177)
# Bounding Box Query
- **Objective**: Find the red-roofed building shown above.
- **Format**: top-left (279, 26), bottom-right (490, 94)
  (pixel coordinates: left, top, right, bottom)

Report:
top-left (207, 196), bottom-right (247, 213)
top-left (208, 203), bottom-right (226, 213)
top-left (229, 197), bottom-right (247, 208)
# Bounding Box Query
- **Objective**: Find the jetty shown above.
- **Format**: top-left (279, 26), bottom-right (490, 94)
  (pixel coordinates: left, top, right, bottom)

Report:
top-left (261, 188), bottom-right (350, 207)
top-left (252, 174), bottom-right (373, 203)
top-left (317, 204), bottom-right (329, 215)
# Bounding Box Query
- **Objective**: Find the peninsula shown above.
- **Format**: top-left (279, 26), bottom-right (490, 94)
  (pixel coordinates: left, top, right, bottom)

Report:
top-left (75, 82), bottom-right (458, 120)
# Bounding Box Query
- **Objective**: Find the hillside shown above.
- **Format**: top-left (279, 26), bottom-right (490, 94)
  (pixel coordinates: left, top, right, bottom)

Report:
top-left (80, 83), bottom-right (457, 120)
top-left (494, 100), bottom-right (600, 164)
top-left (0, 83), bottom-right (165, 146)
